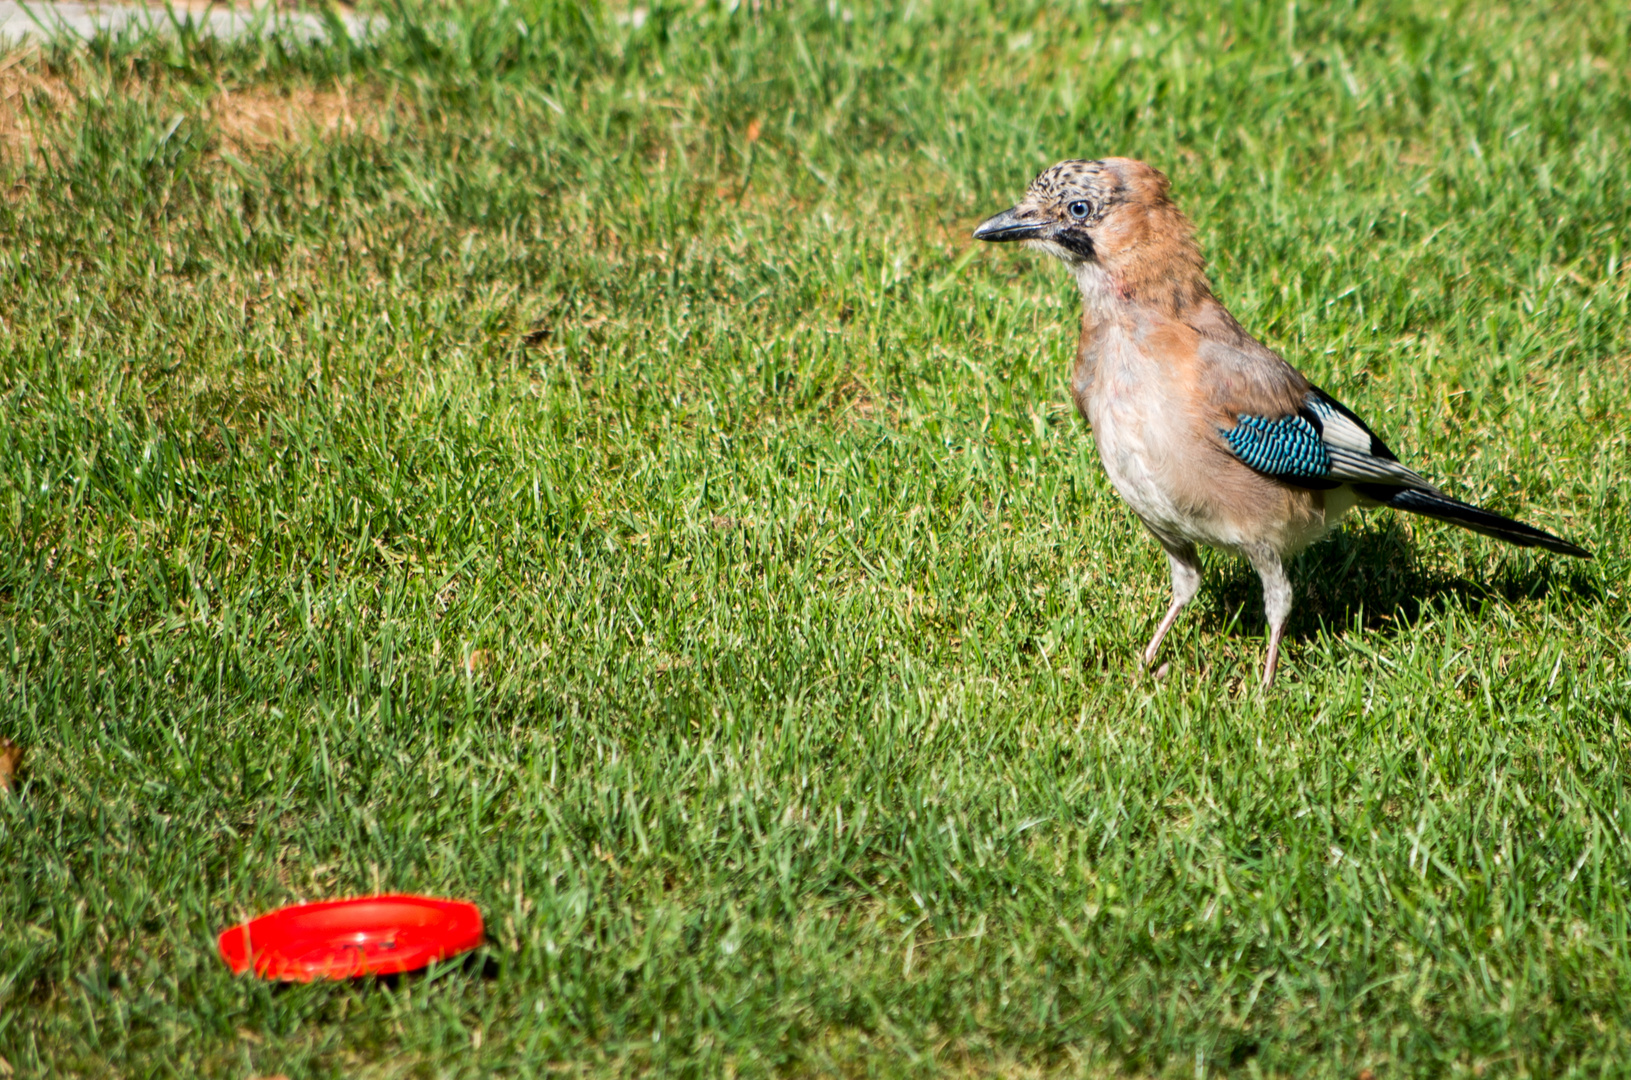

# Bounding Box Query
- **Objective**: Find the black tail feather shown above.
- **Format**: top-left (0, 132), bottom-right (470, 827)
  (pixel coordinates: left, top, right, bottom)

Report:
top-left (1353, 484), bottom-right (1591, 558)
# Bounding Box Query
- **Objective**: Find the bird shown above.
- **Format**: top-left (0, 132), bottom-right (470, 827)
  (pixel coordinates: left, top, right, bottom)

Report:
top-left (973, 157), bottom-right (1591, 687)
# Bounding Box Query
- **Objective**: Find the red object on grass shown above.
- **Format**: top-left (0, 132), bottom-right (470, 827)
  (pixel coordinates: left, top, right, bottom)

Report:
top-left (217, 895), bottom-right (484, 981)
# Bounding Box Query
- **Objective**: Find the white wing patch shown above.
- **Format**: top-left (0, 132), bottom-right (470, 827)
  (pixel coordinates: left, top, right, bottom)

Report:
top-left (1325, 447), bottom-right (1433, 488)
top-left (1306, 392), bottom-right (1435, 489)
top-left (1312, 406), bottom-right (1374, 454)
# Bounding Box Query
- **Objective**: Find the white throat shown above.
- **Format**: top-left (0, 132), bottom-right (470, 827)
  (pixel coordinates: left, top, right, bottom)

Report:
top-left (1069, 260), bottom-right (1122, 321)
top-left (1022, 238), bottom-right (1122, 320)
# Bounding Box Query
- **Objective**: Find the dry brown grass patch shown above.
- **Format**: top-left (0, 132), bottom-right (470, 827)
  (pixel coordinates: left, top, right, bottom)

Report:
top-left (0, 52), bottom-right (74, 166)
top-left (2, 49), bottom-right (391, 167)
top-left (210, 83), bottom-right (385, 151)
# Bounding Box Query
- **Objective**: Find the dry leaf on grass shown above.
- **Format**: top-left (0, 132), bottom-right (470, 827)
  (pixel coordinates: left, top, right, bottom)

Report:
top-left (0, 737), bottom-right (24, 792)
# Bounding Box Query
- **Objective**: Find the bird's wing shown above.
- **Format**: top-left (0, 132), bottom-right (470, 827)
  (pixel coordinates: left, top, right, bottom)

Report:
top-left (1193, 335), bottom-right (1432, 491)
top-left (1220, 386), bottom-right (1434, 491)
top-left (1191, 329), bottom-right (1589, 558)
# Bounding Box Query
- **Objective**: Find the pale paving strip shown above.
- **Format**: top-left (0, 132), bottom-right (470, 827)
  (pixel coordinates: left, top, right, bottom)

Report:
top-left (0, 1), bottom-right (376, 45)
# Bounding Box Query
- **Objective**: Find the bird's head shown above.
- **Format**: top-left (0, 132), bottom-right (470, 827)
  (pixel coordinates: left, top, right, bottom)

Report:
top-left (975, 158), bottom-right (1208, 312)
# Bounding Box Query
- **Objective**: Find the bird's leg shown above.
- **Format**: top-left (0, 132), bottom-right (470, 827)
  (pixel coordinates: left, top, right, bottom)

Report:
top-left (1246, 547), bottom-right (1293, 687)
top-left (1143, 543), bottom-right (1201, 669)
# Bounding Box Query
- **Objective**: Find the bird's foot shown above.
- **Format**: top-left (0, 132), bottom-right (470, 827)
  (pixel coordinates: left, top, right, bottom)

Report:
top-left (1135, 656), bottom-right (1173, 684)
top-left (1260, 649), bottom-right (1281, 689)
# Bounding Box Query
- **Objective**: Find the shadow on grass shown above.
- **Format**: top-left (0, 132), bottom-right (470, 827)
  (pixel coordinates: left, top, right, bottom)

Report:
top-left (1198, 518), bottom-right (1602, 644)
top-left (259, 949), bottom-right (503, 997)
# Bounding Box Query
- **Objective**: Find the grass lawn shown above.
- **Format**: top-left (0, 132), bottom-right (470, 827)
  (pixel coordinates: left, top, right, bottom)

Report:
top-left (2, 0), bottom-right (1629, 1074)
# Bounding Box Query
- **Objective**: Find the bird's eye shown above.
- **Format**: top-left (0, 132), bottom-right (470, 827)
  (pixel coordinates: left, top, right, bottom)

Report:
top-left (1068, 200), bottom-right (1091, 220)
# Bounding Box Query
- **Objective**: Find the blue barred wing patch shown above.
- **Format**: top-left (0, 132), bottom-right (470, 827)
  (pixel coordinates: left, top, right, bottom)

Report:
top-left (1223, 413), bottom-right (1331, 480)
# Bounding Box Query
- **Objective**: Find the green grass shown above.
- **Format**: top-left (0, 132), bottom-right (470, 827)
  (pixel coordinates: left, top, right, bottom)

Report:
top-left (1, 0), bottom-right (1629, 1075)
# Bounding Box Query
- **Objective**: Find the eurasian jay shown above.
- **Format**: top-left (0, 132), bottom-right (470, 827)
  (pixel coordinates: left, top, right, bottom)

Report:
top-left (974, 158), bottom-right (1590, 687)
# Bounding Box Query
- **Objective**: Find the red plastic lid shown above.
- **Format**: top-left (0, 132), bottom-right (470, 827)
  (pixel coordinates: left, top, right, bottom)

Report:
top-left (217, 895), bottom-right (484, 981)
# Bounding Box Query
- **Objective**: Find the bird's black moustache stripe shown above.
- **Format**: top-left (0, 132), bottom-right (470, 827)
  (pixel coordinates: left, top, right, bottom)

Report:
top-left (1056, 231), bottom-right (1095, 260)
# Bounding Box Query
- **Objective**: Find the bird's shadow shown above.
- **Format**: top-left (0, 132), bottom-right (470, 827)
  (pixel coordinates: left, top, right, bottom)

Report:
top-left (1194, 518), bottom-right (1601, 645)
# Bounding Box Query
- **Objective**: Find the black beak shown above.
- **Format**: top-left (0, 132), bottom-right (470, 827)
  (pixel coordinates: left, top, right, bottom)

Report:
top-left (973, 206), bottom-right (1044, 242)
